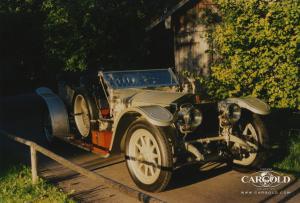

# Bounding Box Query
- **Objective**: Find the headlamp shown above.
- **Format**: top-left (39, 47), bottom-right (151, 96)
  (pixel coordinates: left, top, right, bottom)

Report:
top-left (228, 103), bottom-right (241, 123)
top-left (218, 101), bottom-right (241, 124)
top-left (177, 103), bottom-right (203, 133)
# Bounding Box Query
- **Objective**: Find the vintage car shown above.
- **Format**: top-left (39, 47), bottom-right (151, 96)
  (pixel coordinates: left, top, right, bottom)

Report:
top-left (36, 68), bottom-right (270, 192)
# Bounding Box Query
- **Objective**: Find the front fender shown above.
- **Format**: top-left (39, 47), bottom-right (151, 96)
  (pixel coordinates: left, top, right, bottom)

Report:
top-left (226, 97), bottom-right (270, 115)
top-left (109, 105), bottom-right (173, 153)
top-left (118, 106), bottom-right (174, 127)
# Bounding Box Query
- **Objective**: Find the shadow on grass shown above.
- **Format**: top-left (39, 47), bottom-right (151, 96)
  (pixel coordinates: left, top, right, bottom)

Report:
top-left (0, 135), bottom-right (31, 174)
top-left (263, 108), bottom-right (300, 175)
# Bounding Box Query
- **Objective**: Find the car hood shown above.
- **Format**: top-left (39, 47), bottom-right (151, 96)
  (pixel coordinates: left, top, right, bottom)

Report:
top-left (130, 90), bottom-right (188, 106)
top-left (113, 89), bottom-right (189, 107)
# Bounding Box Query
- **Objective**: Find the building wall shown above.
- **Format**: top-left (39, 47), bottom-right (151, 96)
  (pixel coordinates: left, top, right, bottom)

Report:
top-left (174, 0), bottom-right (216, 76)
top-left (146, 23), bottom-right (175, 68)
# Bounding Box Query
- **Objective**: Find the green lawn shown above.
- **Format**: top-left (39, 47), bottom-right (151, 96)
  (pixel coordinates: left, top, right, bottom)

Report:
top-left (0, 165), bottom-right (74, 203)
top-left (272, 130), bottom-right (300, 176)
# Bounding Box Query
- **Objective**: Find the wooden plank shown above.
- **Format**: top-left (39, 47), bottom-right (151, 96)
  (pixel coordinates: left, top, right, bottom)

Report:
top-left (0, 129), bottom-right (34, 146)
top-left (30, 145), bottom-right (38, 184)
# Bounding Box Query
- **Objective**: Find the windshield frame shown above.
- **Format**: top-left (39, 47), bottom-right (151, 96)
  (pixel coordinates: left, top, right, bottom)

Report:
top-left (99, 68), bottom-right (179, 90)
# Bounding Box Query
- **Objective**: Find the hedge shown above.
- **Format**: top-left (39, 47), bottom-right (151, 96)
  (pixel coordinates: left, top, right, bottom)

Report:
top-left (200, 0), bottom-right (299, 109)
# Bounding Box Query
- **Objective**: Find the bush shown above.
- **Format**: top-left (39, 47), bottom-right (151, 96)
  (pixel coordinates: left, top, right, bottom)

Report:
top-left (202, 0), bottom-right (299, 109)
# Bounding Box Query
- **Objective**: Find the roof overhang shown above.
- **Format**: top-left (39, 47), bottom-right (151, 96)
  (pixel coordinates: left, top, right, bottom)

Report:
top-left (146, 0), bottom-right (192, 32)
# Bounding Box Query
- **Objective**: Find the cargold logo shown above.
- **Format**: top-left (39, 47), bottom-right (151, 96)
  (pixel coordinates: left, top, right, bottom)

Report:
top-left (241, 170), bottom-right (291, 188)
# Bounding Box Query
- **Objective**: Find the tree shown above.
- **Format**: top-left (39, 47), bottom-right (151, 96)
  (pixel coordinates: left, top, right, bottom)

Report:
top-left (0, 0), bottom-right (178, 94)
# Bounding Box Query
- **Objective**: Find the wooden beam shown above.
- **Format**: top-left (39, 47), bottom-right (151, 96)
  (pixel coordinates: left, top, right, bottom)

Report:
top-left (30, 145), bottom-right (38, 184)
top-left (146, 0), bottom-right (191, 32)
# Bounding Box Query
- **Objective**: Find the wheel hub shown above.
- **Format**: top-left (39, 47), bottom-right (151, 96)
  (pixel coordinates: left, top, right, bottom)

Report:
top-left (128, 128), bottom-right (162, 184)
top-left (233, 122), bottom-right (259, 165)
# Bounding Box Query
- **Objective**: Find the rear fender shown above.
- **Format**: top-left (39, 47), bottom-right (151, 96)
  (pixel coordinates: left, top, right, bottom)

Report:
top-left (36, 87), bottom-right (69, 138)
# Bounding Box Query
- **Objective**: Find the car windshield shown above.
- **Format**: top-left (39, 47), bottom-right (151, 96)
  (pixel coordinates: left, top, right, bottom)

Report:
top-left (102, 69), bottom-right (178, 89)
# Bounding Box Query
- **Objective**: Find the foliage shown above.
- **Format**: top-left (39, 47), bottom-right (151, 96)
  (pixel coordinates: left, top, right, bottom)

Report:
top-left (199, 0), bottom-right (299, 109)
top-left (0, 0), bottom-right (178, 95)
top-left (0, 0), bottom-right (178, 71)
top-left (0, 165), bottom-right (74, 202)
top-left (1, 0), bottom-right (298, 109)
top-left (0, 0), bottom-right (45, 95)
top-left (41, 0), bottom-right (144, 71)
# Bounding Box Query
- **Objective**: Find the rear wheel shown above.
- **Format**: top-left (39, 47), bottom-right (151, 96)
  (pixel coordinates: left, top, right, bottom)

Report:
top-left (73, 89), bottom-right (98, 138)
top-left (43, 110), bottom-right (55, 143)
top-left (125, 118), bottom-right (173, 192)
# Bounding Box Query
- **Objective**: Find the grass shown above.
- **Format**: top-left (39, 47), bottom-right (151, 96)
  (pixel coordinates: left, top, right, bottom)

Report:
top-left (0, 165), bottom-right (74, 203)
top-left (272, 130), bottom-right (300, 176)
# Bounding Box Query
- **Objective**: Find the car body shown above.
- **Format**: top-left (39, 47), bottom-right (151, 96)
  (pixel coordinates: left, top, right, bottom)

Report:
top-left (37, 68), bottom-right (271, 192)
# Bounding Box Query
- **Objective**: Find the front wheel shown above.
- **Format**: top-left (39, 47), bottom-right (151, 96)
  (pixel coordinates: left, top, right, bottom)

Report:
top-left (231, 113), bottom-right (269, 170)
top-left (125, 118), bottom-right (173, 192)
